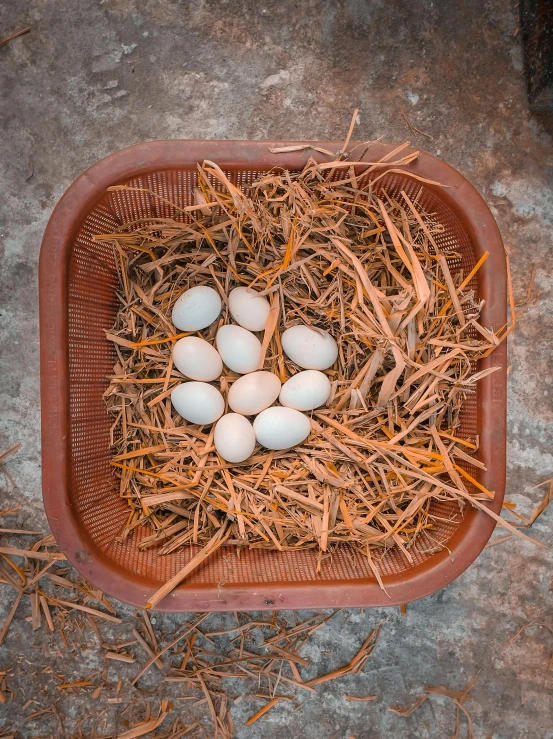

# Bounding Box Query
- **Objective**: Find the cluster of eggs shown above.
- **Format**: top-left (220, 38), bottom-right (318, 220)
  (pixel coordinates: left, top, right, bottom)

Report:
top-left (169, 285), bottom-right (338, 463)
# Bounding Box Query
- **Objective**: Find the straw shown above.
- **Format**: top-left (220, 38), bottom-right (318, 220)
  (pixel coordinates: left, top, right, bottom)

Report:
top-left (97, 142), bottom-right (526, 599)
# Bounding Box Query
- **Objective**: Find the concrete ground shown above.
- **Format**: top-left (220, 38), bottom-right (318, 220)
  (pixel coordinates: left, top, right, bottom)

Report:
top-left (1, 0), bottom-right (552, 737)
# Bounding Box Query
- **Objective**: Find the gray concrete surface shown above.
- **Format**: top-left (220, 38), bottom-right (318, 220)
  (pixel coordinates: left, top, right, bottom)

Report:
top-left (1, 0), bottom-right (552, 737)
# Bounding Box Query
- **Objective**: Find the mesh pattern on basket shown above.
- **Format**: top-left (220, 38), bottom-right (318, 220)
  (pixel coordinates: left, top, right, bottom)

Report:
top-left (67, 167), bottom-right (480, 586)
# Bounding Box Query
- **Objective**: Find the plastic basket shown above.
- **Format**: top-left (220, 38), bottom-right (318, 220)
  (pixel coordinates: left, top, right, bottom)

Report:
top-left (39, 140), bottom-right (507, 611)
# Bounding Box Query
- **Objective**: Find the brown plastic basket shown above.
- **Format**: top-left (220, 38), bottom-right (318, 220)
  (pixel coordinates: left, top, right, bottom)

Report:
top-left (39, 140), bottom-right (507, 611)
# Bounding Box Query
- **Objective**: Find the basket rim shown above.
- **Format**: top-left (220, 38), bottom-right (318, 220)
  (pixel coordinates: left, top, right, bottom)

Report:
top-left (39, 139), bottom-right (507, 611)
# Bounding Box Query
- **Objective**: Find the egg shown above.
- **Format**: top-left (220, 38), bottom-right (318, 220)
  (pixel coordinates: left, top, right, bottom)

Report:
top-left (253, 407), bottom-right (311, 450)
top-left (281, 325), bottom-right (338, 370)
top-left (214, 413), bottom-right (256, 463)
top-left (172, 336), bottom-right (223, 381)
top-left (171, 285), bottom-right (222, 331)
top-left (227, 371), bottom-right (281, 415)
top-left (171, 382), bottom-right (225, 425)
top-left (279, 370), bottom-right (331, 411)
top-left (228, 286), bottom-right (271, 332)
top-left (216, 325), bottom-right (262, 374)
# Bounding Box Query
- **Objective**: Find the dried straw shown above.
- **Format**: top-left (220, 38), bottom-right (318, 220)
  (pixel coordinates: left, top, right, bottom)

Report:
top-left (96, 140), bottom-right (528, 603)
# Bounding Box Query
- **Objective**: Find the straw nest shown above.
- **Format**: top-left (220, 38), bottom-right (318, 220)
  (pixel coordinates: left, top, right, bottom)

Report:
top-left (98, 140), bottom-right (519, 607)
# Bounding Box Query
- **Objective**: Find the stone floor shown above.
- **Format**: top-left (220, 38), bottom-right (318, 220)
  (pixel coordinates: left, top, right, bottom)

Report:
top-left (1, 0), bottom-right (552, 737)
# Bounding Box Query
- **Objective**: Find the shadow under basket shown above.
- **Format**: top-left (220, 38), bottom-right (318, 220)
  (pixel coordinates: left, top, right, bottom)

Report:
top-left (39, 140), bottom-right (507, 611)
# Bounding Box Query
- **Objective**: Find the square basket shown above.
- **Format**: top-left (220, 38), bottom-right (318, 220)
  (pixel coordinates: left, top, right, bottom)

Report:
top-left (39, 140), bottom-right (506, 611)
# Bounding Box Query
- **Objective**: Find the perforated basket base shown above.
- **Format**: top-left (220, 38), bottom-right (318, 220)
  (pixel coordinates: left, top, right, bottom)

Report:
top-left (40, 140), bottom-right (507, 610)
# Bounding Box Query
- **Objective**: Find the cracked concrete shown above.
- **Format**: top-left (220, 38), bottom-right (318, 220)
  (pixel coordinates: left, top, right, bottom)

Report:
top-left (1, 0), bottom-right (552, 737)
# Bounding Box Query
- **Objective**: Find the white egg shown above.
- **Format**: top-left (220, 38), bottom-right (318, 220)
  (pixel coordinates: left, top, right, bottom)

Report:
top-left (214, 413), bottom-right (256, 463)
top-left (171, 285), bottom-right (222, 331)
top-left (216, 325), bottom-right (262, 374)
top-left (172, 336), bottom-right (223, 381)
top-left (279, 370), bottom-right (331, 411)
top-left (253, 407), bottom-right (311, 450)
top-left (281, 325), bottom-right (338, 370)
top-left (227, 371), bottom-right (281, 415)
top-left (228, 286), bottom-right (271, 332)
top-left (171, 382), bottom-right (225, 425)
